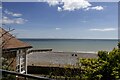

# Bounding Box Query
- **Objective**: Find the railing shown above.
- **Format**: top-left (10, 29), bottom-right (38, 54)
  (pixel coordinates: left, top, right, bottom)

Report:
top-left (28, 49), bottom-right (52, 53)
top-left (0, 69), bottom-right (53, 80)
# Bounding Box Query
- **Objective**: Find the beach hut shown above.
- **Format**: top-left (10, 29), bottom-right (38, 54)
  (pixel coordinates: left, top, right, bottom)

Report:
top-left (0, 27), bottom-right (32, 74)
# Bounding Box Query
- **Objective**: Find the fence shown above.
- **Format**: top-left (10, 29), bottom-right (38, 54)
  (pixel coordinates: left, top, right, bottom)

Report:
top-left (0, 69), bottom-right (53, 80)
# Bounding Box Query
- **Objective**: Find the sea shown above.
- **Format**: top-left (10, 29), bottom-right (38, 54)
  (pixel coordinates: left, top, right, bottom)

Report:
top-left (20, 39), bottom-right (118, 53)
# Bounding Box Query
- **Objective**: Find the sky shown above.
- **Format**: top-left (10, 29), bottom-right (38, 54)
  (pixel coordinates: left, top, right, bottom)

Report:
top-left (2, 1), bottom-right (118, 39)
top-left (2, 0), bottom-right (120, 2)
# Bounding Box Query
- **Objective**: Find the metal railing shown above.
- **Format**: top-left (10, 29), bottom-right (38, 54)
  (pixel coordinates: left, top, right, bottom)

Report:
top-left (0, 69), bottom-right (53, 80)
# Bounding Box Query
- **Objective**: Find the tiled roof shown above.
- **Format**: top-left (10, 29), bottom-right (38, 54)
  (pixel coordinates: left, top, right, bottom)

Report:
top-left (0, 27), bottom-right (32, 50)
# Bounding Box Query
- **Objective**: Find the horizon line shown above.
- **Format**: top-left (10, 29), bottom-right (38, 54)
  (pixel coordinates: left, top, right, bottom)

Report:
top-left (18, 38), bottom-right (118, 40)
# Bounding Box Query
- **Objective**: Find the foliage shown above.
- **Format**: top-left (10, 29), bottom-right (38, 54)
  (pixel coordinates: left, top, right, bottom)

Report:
top-left (49, 43), bottom-right (120, 80)
top-left (1, 57), bottom-right (16, 80)
top-left (118, 42), bottom-right (120, 49)
top-left (0, 27), bottom-right (16, 80)
top-left (80, 48), bottom-right (120, 80)
top-left (1, 74), bottom-right (16, 80)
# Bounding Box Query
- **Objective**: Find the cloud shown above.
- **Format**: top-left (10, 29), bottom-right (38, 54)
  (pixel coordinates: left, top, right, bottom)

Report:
top-left (1, 16), bottom-right (28, 24)
top-left (40, 0), bottom-right (104, 11)
top-left (42, 0), bottom-right (60, 6)
top-left (2, 9), bottom-right (27, 24)
top-left (55, 28), bottom-right (61, 30)
top-left (0, 6), bottom-right (2, 9)
top-left (86, 6), bottom-right (104, 11)
top-left (61, 0), bottom-right (91, 11)
top-left (91, 6), bottom-right (104, 10)
top-left (12, 13), bottom-right (22, 17)
top-left (58, 6), bottom-right (62, 11)
top-left (14, 18), bottom-right (28, 24)
top-left (89, 28), bottom-right (116, 31)
top-left (2, 16), bottom-right (14, 24)
top-left (0, 3), bottom-right (2, 9)
top-left (42, 0), bottom-right (91, 11)
top-left (4, 10), bottom-right (22, 17)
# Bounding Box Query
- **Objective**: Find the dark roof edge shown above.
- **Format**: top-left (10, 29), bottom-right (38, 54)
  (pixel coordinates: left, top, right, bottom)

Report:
top-left (3, 46), bottom-right (33, 51)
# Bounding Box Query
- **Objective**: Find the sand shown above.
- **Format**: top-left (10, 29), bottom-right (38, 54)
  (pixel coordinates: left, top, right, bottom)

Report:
top-left (28, 51), bottom-right (97, 67)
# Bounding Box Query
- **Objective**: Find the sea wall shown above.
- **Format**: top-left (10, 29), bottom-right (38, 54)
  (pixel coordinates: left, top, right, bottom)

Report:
top-left (27, 66), bottom-right (81, 76)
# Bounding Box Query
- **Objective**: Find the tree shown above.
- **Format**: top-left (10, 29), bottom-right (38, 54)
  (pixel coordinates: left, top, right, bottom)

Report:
top-left (0, 27), bottom-right (15, 48)
top-left (118, 42), bottom-right (120, 49)
top-left (79, 46), bottom-right (120, 80)
top-left (0, 27), bottom-right (16, 80)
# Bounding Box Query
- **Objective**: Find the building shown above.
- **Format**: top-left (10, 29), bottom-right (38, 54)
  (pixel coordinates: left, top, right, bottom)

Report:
top-left (1, 27), bottom-right (32, 74)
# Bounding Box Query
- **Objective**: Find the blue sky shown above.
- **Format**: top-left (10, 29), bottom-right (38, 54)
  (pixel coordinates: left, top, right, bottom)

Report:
top-left (2, 2), bottom-right (118, 39)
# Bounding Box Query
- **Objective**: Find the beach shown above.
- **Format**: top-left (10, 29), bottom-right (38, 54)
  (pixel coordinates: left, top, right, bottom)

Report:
top-left (28, 51), bottom-right (97, 67)
top-left (25, 39), bottom-right (116, 67)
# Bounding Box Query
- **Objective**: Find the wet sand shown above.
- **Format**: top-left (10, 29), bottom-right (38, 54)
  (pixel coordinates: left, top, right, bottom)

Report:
top-left (28, 51), bottom-right (97, 67)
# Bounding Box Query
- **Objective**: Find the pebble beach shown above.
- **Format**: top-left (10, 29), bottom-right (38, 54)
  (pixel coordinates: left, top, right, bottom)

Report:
top-left (28, 51), bottom-right (98, 67)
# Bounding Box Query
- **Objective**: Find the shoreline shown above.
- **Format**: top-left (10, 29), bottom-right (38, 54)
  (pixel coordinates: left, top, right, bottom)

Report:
top-left (52, 51), bottom-right (97, 54)
top-left (28, 51), bottom-right (98, 67)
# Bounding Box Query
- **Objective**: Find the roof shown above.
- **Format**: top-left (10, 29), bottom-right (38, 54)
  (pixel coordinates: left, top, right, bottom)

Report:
top-left (0, 27), bottom-right (32, 50)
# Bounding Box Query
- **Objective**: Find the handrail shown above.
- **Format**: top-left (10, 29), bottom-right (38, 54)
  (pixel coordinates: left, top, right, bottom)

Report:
top-left (28, 49), bottom-right (52, 53)
top-left (0, 69), bottom-right (53, 80)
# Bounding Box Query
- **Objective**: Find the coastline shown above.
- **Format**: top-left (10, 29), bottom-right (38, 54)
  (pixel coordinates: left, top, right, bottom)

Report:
top-left (28, 51), bottom-right (98, 67)
top-left (21, 39), bottom-right (117, 52)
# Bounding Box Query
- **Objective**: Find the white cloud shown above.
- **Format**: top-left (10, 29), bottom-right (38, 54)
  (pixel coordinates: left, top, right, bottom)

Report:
top-left (0, 6), bottom-right (2, 9)
top-left (42, 0), bottom-right (60, 6)
top-left (1, 16), bottom-right (27, 24)
top-left (89, 28), bottom-right (116, 31)
top-left (41, 0), bottom-right (104, 11)
top-left (4, 10), bottom-right (22, 17)
top-left (55, 28), bottom-right (61, 30)
top-left (42, 0), bottom-right (91, 11)
top-left (91, 6), bottom-right (104, 10)
top-left (2, 9), bottom-right (27, 24)
top-left (2, 16), bottom-right (14, 24)
top-left (14, 18), bottom-right (28, 24)
top-left (61, 0), bottom-right (91, 11)
top-left (0, 3), bottom-right (2, 9)
top-left (86, 6), bottom-right (104, 11)
top-left (58, 6), bottom-right (62, 11)
top-left (12, 13), bottom-right (22, 17)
